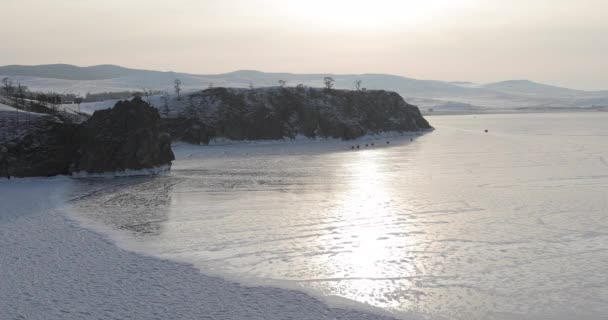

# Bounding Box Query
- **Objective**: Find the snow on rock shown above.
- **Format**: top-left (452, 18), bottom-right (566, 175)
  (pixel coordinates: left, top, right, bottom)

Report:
top-left (60, 99), bottom-right (119, 115)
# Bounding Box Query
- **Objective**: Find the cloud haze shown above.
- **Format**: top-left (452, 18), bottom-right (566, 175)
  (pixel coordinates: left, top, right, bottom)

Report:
top-left (1, 0), bottom-right (607, 90)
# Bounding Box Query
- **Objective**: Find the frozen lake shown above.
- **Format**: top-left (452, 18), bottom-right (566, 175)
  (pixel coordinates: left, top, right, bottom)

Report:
top-left (66, 113), bottom-right (608, 320)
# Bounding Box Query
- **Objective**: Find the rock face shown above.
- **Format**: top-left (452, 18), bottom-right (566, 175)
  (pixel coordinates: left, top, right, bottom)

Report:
top-left (71, 98), bottom-right (174, 174)
top-left (0, 98), bottom-right (174, 177)
top-left (2, 119), bottom-right (78, 177)
top-left (171, 87), bottom-right (431, 143)
top-left (161, 117), bottom-right (211, 146)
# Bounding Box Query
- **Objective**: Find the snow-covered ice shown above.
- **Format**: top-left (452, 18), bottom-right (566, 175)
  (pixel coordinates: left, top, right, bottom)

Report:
top-left (0, 180), bottom-right (396, 320)
top-left (2, 112), bottom-right (608, 320)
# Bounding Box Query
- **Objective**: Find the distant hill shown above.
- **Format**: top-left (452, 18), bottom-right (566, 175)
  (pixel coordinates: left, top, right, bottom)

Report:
top-left (0, 64), bottom-right (179, 81)
top-left (1, 64), bottom-right (607, 112)
top-left (481, 80), bottom-right (591, 97)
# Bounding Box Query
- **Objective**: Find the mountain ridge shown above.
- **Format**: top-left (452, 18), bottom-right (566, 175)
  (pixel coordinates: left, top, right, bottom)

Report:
top-left (1, 63), bottom-right (603, 93)
top-left (2, 64), bottom-right (607, 111)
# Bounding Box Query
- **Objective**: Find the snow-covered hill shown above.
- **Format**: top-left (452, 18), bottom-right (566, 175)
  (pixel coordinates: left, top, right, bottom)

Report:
top-left (2, 64), bottom-right (607, 113)
top-left (481, 80), bottom-right (606, 98)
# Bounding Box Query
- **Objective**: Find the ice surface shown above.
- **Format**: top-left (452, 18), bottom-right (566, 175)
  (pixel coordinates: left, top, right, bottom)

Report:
top-left (0, 180), bottom-right (396, 320)
top-left (60, 113), bottom-right (608, 319)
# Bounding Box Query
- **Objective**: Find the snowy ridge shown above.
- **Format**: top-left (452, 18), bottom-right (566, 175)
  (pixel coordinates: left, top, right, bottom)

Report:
top-left (2, 64), bottom-right (608, 114)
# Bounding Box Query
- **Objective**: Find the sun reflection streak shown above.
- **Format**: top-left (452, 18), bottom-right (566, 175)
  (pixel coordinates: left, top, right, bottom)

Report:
top-left (342, 151), bottom-right (392, 278)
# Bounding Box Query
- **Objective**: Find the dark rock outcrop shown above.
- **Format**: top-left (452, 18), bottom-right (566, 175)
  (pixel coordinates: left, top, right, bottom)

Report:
top-left (161, 117), bottom-right (211, 145)
top-left (1, 98), bottom-right (174, 177)
top-left (2, 119), bottom-right (78, 177)
top-left (71, 98), bottom-right (174, 174)
top-left (171, 87), bottom-right (431, 143)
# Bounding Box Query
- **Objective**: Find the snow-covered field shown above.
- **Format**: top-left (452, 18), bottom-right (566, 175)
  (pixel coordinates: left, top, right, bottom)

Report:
top-left (2, 113), bottom-right (608, 320)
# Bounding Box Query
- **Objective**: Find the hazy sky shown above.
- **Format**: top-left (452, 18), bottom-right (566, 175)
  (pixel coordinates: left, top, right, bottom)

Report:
top-left (1, 0), bottom-right (607, 90)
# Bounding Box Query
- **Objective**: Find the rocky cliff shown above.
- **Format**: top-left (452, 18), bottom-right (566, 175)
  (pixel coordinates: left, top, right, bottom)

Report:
top-left (1, 98), bottom-right (174, 177)
top-left (71, 98), bottom-right (174, 174)
top-left (1, 118), bottom-right (78, 177)
top-left (1, 88), bottom-right (430, 177)
top-left (168, 87), bottom-right (431, 143)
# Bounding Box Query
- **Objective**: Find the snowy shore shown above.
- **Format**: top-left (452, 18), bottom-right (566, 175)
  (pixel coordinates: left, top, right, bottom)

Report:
top-left (4, 112), bottom-right (608, 319)
top-left (0, 178), bottom-right (397, 320)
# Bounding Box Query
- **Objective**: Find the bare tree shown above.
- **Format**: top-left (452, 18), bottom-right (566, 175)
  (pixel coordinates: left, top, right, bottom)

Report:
top-left (2, 77), bottom-right (14, 97)
top-left (15, 83), bottom-right (25, 109)
top-left (354, 80), bottom-right (362, 91)
top-left (75, 97), bottom-right (83, 113)
top-left (160, 92), bottom-right (171, 117)
top-left (49, 95), bottom-right (61, 112)
top-left (1, 77), bottom-right (8, 94)
top-left (323, 77), bottom-right (334, 90)
top-left (278, 80), bottom-right (287, 88)
top-left (141, 88), bottom-right (154, 106)
top-left (249, 82), bottom-right (254, 89)
top-left (174, 79), bottom-right (182, 100)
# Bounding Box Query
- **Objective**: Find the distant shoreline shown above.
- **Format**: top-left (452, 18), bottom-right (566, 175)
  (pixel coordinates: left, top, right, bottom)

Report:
top-left (423, 107), bottom-right (608, 116)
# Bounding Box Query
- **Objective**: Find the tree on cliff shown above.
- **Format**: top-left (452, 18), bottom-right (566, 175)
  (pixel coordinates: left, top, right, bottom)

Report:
top-left (161, 92), bottom-right (171, 117)
top-left (75, 97), bottom-right (83, 113)
top-left (48, 95), bottom-right (61, 112)
top-left (354, 80), bottom-right (362, 91)
top-left (15, 83), bottom-right (25, 109)
top-left (174, 79), bottom-right (182, 100)
top-left (141, 88), bottom-right (154, 107)
top-left (1, 77), bottom-right (14, 97)
top-left (323, 77), bottom-right (334, 90)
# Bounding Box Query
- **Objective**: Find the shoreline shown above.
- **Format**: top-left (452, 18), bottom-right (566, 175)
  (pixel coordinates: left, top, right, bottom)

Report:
top-left (422, 108), bottom-right (608, 116)
top-left (0, 178), bottom-right (401, 320)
